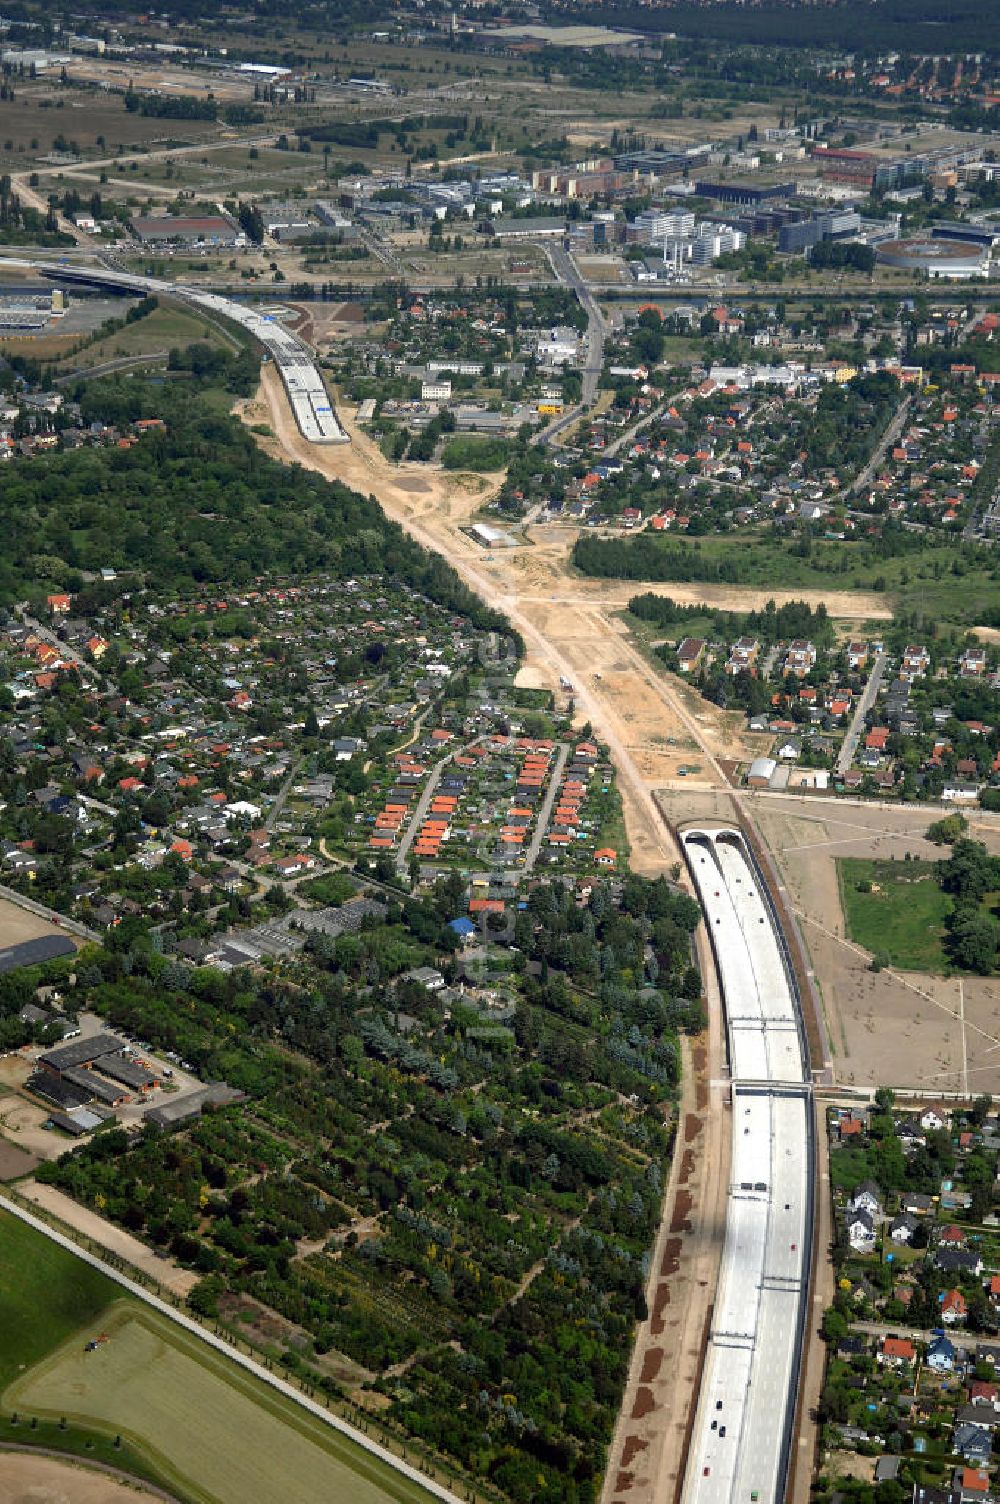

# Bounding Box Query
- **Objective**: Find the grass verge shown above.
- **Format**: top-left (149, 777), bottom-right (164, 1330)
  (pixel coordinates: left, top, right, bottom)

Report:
top-left (836, 857), bottom-right (951, 972)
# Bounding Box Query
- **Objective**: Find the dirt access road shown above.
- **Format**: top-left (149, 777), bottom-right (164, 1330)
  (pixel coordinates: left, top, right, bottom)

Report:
top-left (603, 932), bottom-right (730, 1504)
top-left (14, 1182), bottom-right (196, 1300)
top-left (244, 370), bottom-right (888, 877)
top-left (242, 371), bottom-right (875, 1504)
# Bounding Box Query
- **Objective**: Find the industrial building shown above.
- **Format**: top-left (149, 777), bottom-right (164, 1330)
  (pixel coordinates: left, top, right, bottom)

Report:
top-left (694, 180), bottom-right (795, 206)
top-left (486, 215), bottom-right (567, 240)
top-left (145, 1083), bottom-right (244, 1130)
top-left (29, 1030), bottom-right (158, 1119)
top-left (39, 1032), bottom-right (137, 1074)
top-left (0, 933), bottom-right (76, 973)
top-left (681, 828), bottom-right (813, 1504)
top-left (131, 214), bottom-right (245, 248)
top-left (930, 220), bottom-right (1000, 250)
top-left (0, 287), bottom-right (67, 332)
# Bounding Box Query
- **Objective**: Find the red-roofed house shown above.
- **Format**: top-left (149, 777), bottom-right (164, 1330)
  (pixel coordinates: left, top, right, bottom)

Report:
top-left (942, 1288), bottom-right (968, 1324)
top-left (879, 1336), bottom-right (915, 1366)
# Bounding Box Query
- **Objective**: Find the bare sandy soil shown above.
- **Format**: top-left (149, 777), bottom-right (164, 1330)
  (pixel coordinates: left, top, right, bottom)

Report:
top-left (0, 901), bottom-right (63, 950)
top-left (603, 961), bottom-right (730, 1504)
top-left (240, 373), bottom-right (890, 877)
top-left (751, 797), bottom-right (1000, 1094)
top-left (15, 1182), bottom-right (196, 1300)
top-left (66, 57), bottom-right (254, 101)
top-left (0, 1128), bottom-right (39, 1182)
top-left (0, 1452), bottom-right (164, 1504)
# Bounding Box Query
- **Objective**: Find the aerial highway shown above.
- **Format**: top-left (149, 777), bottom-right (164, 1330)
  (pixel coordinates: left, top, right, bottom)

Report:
top-left (534, 240), bottom-right (606, 446)
top-left (1, 255), bottom-right (348, 446)
top-left (680, 827), bottom-right (814, 1504)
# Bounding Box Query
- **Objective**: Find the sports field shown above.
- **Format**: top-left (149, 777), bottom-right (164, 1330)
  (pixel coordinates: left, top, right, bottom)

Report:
top-left (7, 1302), bottom-right (436, 1504)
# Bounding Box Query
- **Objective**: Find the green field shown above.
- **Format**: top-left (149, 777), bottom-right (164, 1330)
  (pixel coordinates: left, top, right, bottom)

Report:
top-left (0, 1213), bottom-right (438, 1504)
top-left (837, 858), bottom-right (952, 972)
top-left (67, 303), bottom-right (238, 370)
top-left (0, 1209), bottom-right (118, 1392)
top-left (576, 531), bottom-right (1000, 627)
top-left (0, 1209), bottom-right (176, 1488)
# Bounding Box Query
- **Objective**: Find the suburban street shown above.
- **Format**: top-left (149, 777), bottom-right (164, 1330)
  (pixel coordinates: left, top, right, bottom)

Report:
top-left (853, 1318), bottom-right (994, 1354)
top-left (16, 608), bottom-right (95, 680)
top-left (835, 651), bottom-right (888, 776)
top-left (523, 742), bottom-right (569, 871)
top-left (395, 751), bottom-right (454, 870)
top-left (846, 395), bottom-right (912, 501)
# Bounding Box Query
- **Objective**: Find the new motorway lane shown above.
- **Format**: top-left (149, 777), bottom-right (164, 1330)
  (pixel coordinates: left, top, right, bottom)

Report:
top-left (3, 258), bottom-right (349, 446)
top-left (681, 828), bottom-right (813, 1504)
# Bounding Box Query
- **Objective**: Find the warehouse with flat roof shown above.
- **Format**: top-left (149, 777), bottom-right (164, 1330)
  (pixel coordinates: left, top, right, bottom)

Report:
top-left (145, 1083), bottom-right (244, 1129)
top-left (131, 214), bottom-right (244, 247)
top-left (39, 1032), bottom-right (125, 1072)
top-left (0, 933), bottom-right (76, 973)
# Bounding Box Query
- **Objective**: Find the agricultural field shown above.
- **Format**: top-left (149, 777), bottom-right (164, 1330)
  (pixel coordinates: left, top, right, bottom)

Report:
top-left (0, 1209), bottom-right (117, 1392)
top-left (9, 1303), bottom-right (434, 1504)
top-left (0, 1209), bottom-right (172, 1490)
top-left (837, 857), bottom-right (953, 973)
top-left (0, 1213), bottom-right (438, 1504)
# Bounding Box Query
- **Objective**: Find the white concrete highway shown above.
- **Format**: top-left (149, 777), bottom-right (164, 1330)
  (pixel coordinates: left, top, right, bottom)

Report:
top-left (681, 828), bottom-right (813, 1504)
top-left (1, 257), bottom-right (348, 445)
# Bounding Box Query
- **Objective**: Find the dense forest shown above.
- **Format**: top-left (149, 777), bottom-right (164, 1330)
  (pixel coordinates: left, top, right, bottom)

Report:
top-left (0, 375), bottom-right (509, 638)
top-left (629, 592), bottom-right (835, 648)
top-left (563, 0), bottom-right (1000, 55)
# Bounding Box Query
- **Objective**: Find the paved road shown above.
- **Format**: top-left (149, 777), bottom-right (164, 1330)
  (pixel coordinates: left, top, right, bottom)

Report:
top-left (853, 1317), bottom-right (987, 1353)
top-left (264, 754), bottom-right (306, 833)
top-left (17, 608), bottom-right (95, 678)
top-left (53, 351), bottom-right (169, 386)
top-left (0, 1193), bottom-right (460, 1504)
top-left (835, 652), bottom-right (888, 776)
top-left (534, 242), bottom-right (606, 448)
top-left (523, 742), bottom-right (569, 872)
top-left (846, 396), bottom-right (912, 502)
top-left (395, 752), bottom-right (455, 870)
